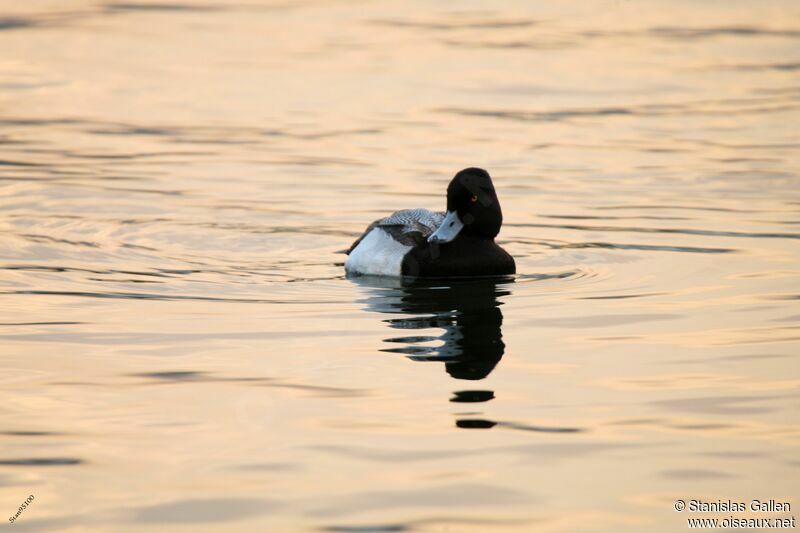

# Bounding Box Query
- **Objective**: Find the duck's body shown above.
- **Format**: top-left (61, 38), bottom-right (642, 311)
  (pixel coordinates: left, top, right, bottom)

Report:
top-left (344, 208), bottom-right (444, 277)
top-left (345, 168), bottom-right (515, 278)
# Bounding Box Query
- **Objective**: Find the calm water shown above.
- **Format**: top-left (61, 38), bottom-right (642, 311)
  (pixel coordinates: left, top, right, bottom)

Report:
top-left (1, 1), bottom-right (799, 531)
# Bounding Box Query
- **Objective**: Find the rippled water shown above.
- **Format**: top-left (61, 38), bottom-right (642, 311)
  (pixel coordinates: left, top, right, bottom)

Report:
top-left (1, 1), bottom-right (799, 531)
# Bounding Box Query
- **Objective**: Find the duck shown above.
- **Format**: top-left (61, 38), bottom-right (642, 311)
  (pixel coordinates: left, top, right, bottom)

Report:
top-left (345, 167), bottom-right (515, 278)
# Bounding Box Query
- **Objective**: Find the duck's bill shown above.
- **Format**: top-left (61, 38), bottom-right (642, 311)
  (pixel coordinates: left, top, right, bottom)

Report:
top-left (428, 210), bottom-right (464, 244)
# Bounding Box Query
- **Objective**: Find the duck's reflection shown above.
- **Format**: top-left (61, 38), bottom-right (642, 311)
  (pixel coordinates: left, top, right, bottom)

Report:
top-left (350, 276), bottom-right (513, 381)
top-left (350, 276), bottom-right (586, 434)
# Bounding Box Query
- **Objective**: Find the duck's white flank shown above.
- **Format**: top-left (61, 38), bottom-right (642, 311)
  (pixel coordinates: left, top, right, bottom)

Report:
top-left (345, 228), bottom-right (411, 277)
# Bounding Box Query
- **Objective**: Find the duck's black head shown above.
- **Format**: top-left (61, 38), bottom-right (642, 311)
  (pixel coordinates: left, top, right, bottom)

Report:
top-left (428, 167), bottom-right (503, 243)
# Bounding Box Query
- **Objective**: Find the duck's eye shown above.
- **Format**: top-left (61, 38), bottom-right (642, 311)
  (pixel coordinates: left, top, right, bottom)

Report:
top-left (470, 195), bottom-right (478, 204)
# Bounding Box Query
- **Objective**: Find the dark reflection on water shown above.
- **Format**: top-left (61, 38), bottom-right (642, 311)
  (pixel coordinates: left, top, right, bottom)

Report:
top-left (0, 458), bottom-right (83, 466)
top-left (351, 276), bottom-right (513, 381)
top-left (351, 276), bottom-right (589, 434)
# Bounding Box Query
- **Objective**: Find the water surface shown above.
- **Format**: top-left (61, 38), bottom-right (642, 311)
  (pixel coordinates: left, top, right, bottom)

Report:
top-left (1, 1), bottom-right (799, 531)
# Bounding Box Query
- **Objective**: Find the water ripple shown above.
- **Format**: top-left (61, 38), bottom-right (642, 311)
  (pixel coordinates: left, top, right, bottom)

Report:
top-left (509, 222), bottom-right (800, 240)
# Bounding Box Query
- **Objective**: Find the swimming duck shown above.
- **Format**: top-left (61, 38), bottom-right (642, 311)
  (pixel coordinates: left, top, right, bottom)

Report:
top-left (345, 168), bottom-right (515, 278)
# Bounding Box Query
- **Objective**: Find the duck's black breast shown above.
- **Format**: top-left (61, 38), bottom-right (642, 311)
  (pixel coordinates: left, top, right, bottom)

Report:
top-left (401, 235), bottom-right (516, 278)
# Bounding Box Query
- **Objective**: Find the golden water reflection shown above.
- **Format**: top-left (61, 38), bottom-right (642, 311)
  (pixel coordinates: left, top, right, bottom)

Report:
top-left (0, 0), bottom-right (799, 531)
